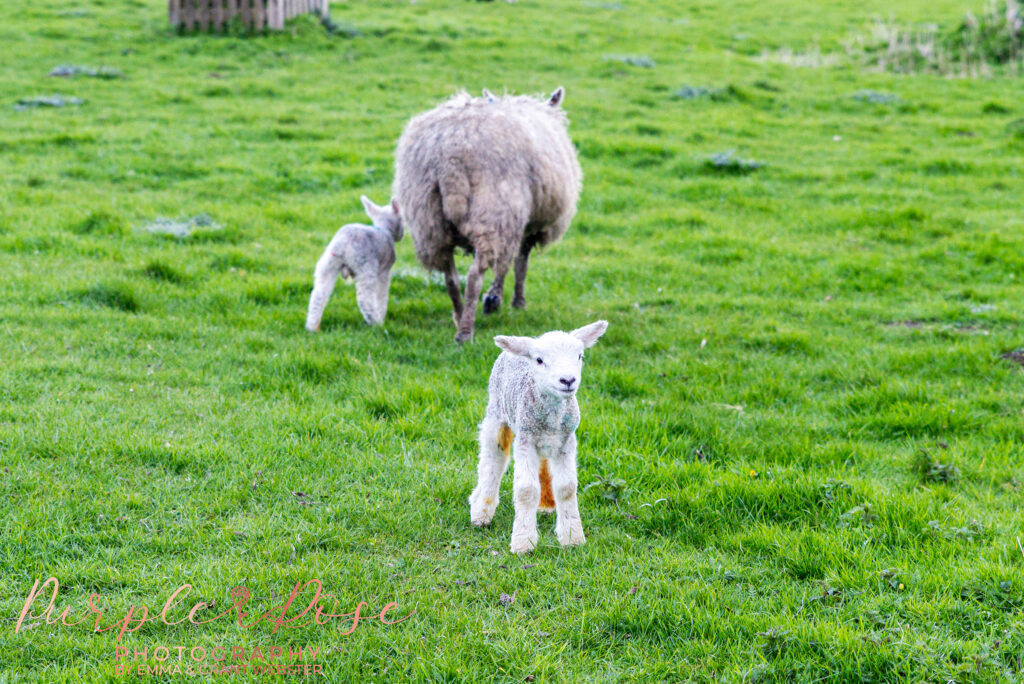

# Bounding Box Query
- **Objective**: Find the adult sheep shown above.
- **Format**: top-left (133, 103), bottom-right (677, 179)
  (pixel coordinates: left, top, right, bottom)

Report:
top-left (393, 87), bottom-right (582, 343)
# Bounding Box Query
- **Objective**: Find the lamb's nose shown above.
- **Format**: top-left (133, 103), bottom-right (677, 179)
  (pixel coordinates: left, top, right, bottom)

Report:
top-left (560, 376), bottom-right (576, 388)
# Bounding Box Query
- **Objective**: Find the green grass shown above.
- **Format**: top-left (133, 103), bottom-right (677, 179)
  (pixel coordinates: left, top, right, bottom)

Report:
top-left (2, 0), bottom-right (1024, 681)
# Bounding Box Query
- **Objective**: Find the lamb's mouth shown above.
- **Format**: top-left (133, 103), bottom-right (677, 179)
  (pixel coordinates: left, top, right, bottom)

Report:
top-left (558, 387), bottom-right (576, 395)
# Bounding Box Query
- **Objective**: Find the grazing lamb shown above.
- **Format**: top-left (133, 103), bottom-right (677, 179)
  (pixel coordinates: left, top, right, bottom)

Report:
top-left (305, 196), bottom-right (403, 331)
top-left (393, 87), bottom-right (583, 343)
top-left (469, 320), bottom-right (608, 554)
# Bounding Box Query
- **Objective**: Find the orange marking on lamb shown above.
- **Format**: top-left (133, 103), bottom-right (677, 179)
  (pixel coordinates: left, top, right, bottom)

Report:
top-left (497, 425), bottom-right (514, 455)
top-left (538, 459), bottom-right (555, 512)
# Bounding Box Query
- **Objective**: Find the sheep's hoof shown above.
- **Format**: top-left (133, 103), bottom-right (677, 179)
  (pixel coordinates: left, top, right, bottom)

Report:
top-left (455, 329), bottom-right (474, 344)
top-left (483, 294), bottom-right (502, 315)
top-left (512, 297), bottom-right (527, 309)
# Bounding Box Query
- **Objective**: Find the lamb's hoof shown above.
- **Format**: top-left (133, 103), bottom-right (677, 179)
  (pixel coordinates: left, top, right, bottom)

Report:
top-left (509, 535), bottom-right (538, 555)
top-left (483, 294), bottom-right (501, 315)
top-left (455, 329), bottom-right (474, 344)
top-left (512, 297), bottom-right (526, 310)
top-left (305, 324), bottom-right (320, 332)
top-left (557, 527), bottom-right (586, 548)
top-left (469, 495), bottom-right (496, 526)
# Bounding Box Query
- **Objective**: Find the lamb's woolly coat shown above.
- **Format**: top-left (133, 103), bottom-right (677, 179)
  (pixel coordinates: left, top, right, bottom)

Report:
top-left (392, 89), bottom-right (582, 341)
top-left (485, 353), bottom-right (581, 440)
top-left (305, 197), bottom-right (401, 330)
top-left (468, 321), bottom-right (608, 554)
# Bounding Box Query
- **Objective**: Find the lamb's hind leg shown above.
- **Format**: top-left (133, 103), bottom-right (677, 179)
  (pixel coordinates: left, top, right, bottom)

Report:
top-left (548, 435), bottom-right (585, 547)
top-left (509, 436), bottom-right (541, 554)
top-left (483, 258), bottom-right (512, 315)
top-left (374, 267), bottom-right (392, 325)
top-left (469, 417), bottom-right (511, 526)
top-left (455, 253), bottom-right (486, 344)
top-left (354, 267), bottom-right (383, 326)
top-left (306, 246), bottom-right (345, 332)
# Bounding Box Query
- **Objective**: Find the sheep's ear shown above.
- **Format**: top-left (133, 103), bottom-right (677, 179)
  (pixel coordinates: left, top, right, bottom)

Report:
top-left (389, 198), bottom-right (400, 217)
top-left (571, 320), bottom-right (608, 348)
top-left (548, 87), bottom-right (564, 107)
top-left (482, 88), bottom-right (496, 101)
top-left (494, 335), bottom-right (533, 358)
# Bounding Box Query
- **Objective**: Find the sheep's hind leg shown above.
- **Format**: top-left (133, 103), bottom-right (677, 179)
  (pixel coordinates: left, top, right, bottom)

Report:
top-left (469, 417), bottom-right (511, 526)
top-left (512, 240), bottom-right (534, 310)
top-left (442, 255), bottom-right (463, 326)
top-left (483, 259), bottom-right (511, 315)
top-left (455, 254), bottom-right (486, 344)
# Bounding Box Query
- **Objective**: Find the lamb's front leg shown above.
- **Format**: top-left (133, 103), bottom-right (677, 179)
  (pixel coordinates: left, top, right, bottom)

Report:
top-left (509, 436), bottom-right (541, 554)
top-left (549, 434), bottom-right (585, 548)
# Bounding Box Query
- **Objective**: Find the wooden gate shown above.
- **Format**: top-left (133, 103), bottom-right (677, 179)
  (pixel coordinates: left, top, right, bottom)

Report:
top-left (169, 0), bottom-right (330, 32)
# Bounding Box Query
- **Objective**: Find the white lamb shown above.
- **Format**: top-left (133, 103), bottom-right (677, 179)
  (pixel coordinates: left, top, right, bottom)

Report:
top-left (469, 320), bottom-right (609, 554)
top-left (305, 196), bottom-right (403, 331)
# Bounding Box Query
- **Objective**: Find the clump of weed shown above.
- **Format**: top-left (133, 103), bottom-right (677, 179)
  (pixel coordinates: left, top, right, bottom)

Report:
top-left (818, 480), bottom-right (852, 504)
top-left (756, 627), bottom-right (791, 658)
top-left (138, 214), bottom-right (222, 240)
top-left (851, 2), bottom-right (1024, 76)
top-left (852, 90), bottom-right (898, 104)
top-left (673, 85), bottom-right (718, 100)
top-left (927, 519), bottom-right (985, 539)
top-left (983, 100), bottom-right (1012, 113)
top-left (701, 151), bottom-right (765, 175)
top-left (139, 260), bottom-right (188, 284)
top-left (913, 449), bottom-right (961, 483)
top-left (13, 95), bottom-right (84, 110)
top-left (673, 84), bottom-right (756, 102)
top-left (71, 211), bottom-right (123, 236)
top-left (604, 54), bottom-right (655, 68)
top-left (585, 475), bottom-right (627, 502)
top-left (48, 65), bottom-right (124, 79)
top-left (70, 282), bottom-right (140, 312)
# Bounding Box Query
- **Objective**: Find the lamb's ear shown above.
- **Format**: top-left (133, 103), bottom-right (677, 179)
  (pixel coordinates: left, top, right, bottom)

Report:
top-left (548, 87), bottom-right (565, 107)
top-left (571, 320), bottom-right (608, 348)
top-left (389, 198), bottom-right (400, 217)
top-left (482, 88), bottom-right (496, 101)
top-left (361, 195), bottom-right (382, 222)
top-left (494, 335), bottom-right (533, 358)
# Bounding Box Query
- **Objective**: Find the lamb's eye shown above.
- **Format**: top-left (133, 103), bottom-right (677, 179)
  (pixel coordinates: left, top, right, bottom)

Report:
top-left (536, 358), bottom-right (544, 365)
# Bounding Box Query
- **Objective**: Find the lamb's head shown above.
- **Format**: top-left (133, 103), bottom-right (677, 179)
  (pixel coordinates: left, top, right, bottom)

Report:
top-left (361, 195), bottom-right (403, 242)
top-left (495, 321), bottom-right (608, 398)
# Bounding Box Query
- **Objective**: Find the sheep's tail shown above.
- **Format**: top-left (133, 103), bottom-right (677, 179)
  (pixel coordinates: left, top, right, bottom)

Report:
top-left (438, 160), bottom-right (471, 227)
top-left (496, 425), bottom-right (556, 512)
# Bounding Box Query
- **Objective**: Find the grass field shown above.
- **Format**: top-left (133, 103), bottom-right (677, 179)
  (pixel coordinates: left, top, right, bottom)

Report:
top-left (2, 0), bottom-right (1024, 680)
